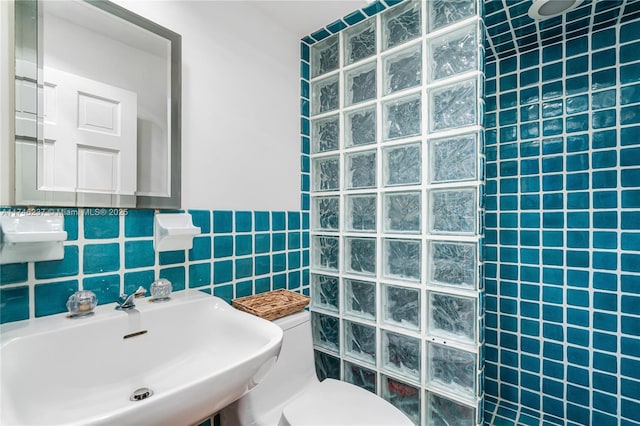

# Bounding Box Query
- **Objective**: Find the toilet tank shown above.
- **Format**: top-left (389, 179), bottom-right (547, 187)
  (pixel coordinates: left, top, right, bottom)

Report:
top-left (221, 310), bottom-right (319, 425)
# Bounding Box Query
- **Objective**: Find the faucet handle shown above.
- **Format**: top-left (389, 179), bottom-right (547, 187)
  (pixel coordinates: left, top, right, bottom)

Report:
top-left (67, 290), bottom-right (98, 318)
top-left (133, 286), bottom-right (147, 298)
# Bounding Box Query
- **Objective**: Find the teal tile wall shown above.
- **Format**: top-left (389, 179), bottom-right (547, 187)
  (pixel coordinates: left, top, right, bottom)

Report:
top-left (484, 0), bottom-right (640, 425)
top-left (0, 208), bottom-right (310, 324)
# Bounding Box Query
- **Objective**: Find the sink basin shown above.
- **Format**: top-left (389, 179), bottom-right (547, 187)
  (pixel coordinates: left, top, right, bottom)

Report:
top-left (0, 290), bottom-right (283, 425)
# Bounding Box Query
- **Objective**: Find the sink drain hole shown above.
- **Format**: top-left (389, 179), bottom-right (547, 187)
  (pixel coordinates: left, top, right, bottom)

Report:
top-left (130, 387), bottom-right (153, 401)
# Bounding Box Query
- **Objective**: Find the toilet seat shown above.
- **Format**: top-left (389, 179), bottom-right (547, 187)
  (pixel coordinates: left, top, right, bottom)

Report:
top-left (280, 379), bottom-right (414, 426)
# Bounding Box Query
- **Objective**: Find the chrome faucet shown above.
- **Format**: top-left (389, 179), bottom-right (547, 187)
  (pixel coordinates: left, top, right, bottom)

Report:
top-left (115, 286), bottom-right (147, 310)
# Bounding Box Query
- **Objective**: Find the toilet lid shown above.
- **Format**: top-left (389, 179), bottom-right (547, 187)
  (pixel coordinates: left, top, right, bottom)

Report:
top-left (281, 379), bottom-right (414, 426)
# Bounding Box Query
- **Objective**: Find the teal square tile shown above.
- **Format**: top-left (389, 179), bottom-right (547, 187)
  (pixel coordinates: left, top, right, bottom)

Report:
top-left (0, 286), bottom-right (29, 324)
top-left (273, 273), bottom-right (287, 290)
top-left (189, 210), bottom-right (211, 233)
top-left (288, 211), bottom-right (301, 230)
top-left (159, 250), bottom-right (185, 265)
top-left (124, 270), bottom-right (155, 295)
top-left (35, 246), bottom-right (79, 279)
top-left (64, 211), bottom-right (78, 241)
top-left (83, 243), bottom-right (120, 274)
top-left (160, 266), bottom-right (185, 291)
top-left (235, 258), bottom-right (253, 279)
top-left (214, 284), bottom-right (233, 303)
top-left (272, 253), bottom-right (286, 273)
top-left (255, 211), bottom-right (270, 231)
top-left (213, 211), bottom-right (233, 233)
top-left (255, 234), bottom-right (271, 254)
top-left (124, 209), bottom-right (154, 237)
top-left (255, 255), bottom-right (271, 276)
top-left (272, 212), bottom-right (286, 230)
top-left (125, 240), bottom-right (155, 269)
top-left (189, 236), bottom-right (212, 261)
top-left (272, 233), bottom-right (286, 251)
top-left (0, 262), bottom-right (28, 284)
top-left (84, 210), bottom-right (119, 239)
top-left (235, 235), bottom-right (253, 256)
top-left (34, 279), bottom-right (78, 317)
top-left (214, 260), bottom-right (233, 284)
top-left (214, 236), bottom-right (233, 258)
top-left (236, 280), bottom-right (253, 298)
top-left (83, 274), bottom-right (121, 304)
top-left (235, 211), bottom-right (252, 232)
top-left (288, 232), bottom-right (301, 250)
top-left (255, 277), bottom-right (271, 293)
top-left (189, 263), bottom-right (211, 288)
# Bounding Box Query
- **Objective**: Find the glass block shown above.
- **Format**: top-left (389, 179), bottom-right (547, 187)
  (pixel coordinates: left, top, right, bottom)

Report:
top-left (382, 1), bottom-right (422, 50)
top-left (313, 196), bottom-right (339, 230)
top-left (345, 61), bottom-right (377, 106)
top-left (384, 239), bottom-right (421, 281)
top-left (383, 94), bottom-right (421, 141)
top-left (382, 375), bottom-right (421, 425)
top-left (311, 274), bottom-right (339, 312)
top-left (427, 391), bottom-right (476, 426)
top-left (345, 106), bottom-right (376, 147)
top-left (429, 0), bottom-right (476, 32)
top-left (312, 235), bottom-right (339, 271)
top-left (344, 361), bottom-right (376, 393)
top-left (383, 44), bottom-right (422, 95)
top-left (429, 133), bottom-right (477, 183)
top-left (429, 24), bottom-right (478, 82)
top-left (314, 349), bottom-right (341, 380)
top-left (311, 35), bottom-right (339, 78)
top-left (429, 79), bottom-right (477, 132)
top-left (312, 312), bottom-right (340, 353)
top-left (382, 330), bottom-right (421, 380)
top-left (428, 291), bottom-right (476, 344)
top-left (384, 191), bottom-right (421, 233)
top-left (344, 320), bottom-right (377, 365)
top-left (311, 115), bottom-right (339, 153)
top-left (429, 188), bottom-right (477, 235)
top-left (344, 279), bottom-right (376, 320)
top-left (429, 240), bottom-right (477, 289)
top-left (427, 342), bottom-right (476, 402)
top-left (311, 75), bottom-right (339, 115)
top-left (312, 156), bottom-right (339, 192)
top-left (345, 237), bottom-right (376, 276)
top-left (382, 284), bottom-right (420, 331)
top-left (383, 143), bottom-right (421, 186)
top-left (346, 195), bottom-right (377, 232)
top-left (344, 19), bottom-right (376, 66)
top-left (346, 151), bottom-right (376, 189)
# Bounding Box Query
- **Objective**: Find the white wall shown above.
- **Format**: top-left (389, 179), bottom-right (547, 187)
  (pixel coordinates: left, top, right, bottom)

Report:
top-left (114, 0), bottom-right (302, 211)
top-left (0, 1), bottom-right (14, 206)
top-left (1, 0), bottom-right (302, 211)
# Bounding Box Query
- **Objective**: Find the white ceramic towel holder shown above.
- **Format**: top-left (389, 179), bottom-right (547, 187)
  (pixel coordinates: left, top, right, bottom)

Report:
top-left (154, 212), bottom-right (200, 252)
top-left (0, 212), bottom-right (68, 264)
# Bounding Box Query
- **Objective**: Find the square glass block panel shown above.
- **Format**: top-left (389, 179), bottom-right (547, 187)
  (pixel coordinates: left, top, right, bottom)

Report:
top-left (344, 320), bottom-right (377, 365)
top-left (344, 361), bottom-right (376, 393)
top-left (311, 75), bottom-right (339, 115)
top-left (311, 35), bottom-right (339, 78)
top-left (429, 78), bottom-right (477, 132)
top-left (426, 391), bottom-right (476, 426)
top-left (345, 237), bottom-right (376, 276)
top-left (429, 188), bottom-right (477, 235)
top-left (315, 350), bottom-right (341, 381)
top-left (311, 273), bottom-right (339, 312)
top-left (345, 151), bottom-right (376, 189)
top-left (383, 143), bottom-right (421, 186)
top-left (344, 19), bottom-right (376, 66)
top-left (428, 291), bottom-right (477, 344)
top-left (311, 114), bottom-right (339, 153)
top-left (312, 312), bottom-right (340, 353)
top-left (429, 240), bottom-right (477, 289)
top-left (384, 191), bottom-right (421, 233)
top-left (382, 375), bottom-right (421, 425)
top-left (346, 194), bottom-right (377, 232)
top-left (383, 94), bottom-right (421, 141)
top-left (312, 156), bottom-right (340, 192)
top-left (384, 238), bottom-right (421, 281)
top-left (428, 23), bottom-right (478, 82)
top-left (344, 278), bottom-right (376, 321)
top-left (313, 196), bottom-right (339, 230)
top-left (429, 133), bottom-right (478, 183)
top-left (382, 1), bottom-right (422, 51)
top-left (428, 0), bottom-right (477, 32)
top-left (382, 329), bottom-right (421, 380)
top-left (382, 284), bottom-right (421, 331)
top-left (312, 235), bottom-right (339, 271)
top-left (383, 44), bottom-right (422, 95)
top-left (345, 61), bottom-right (377, 106)
top-left (427, 342), bottom-right (477, 402)
top-left (345, 106), bottom-right (376, 147)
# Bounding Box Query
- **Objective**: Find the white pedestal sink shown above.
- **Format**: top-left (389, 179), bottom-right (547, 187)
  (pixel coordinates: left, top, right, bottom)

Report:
top-left (0, 290), bottom-right (283, 425)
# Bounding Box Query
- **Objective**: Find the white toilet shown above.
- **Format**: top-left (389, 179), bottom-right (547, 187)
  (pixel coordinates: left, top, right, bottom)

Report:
top-left (220, 310), bottom-right (414, 426)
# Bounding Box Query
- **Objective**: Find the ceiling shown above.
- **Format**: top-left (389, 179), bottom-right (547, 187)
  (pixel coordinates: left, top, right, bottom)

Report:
top-left (248, 0), bottom-right (370, 38)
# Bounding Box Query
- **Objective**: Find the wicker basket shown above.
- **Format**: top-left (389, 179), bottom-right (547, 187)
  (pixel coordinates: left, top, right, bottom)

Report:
top-left (232, 289), bottom-right (310, 321)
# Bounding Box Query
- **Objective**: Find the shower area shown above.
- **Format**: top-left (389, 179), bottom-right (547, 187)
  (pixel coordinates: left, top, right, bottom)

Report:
top-left (304, 0), bottom-right (640, 425)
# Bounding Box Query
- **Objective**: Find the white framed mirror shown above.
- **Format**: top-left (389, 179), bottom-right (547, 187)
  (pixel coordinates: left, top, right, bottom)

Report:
top-left (14, 0), bottom-right (181, 208)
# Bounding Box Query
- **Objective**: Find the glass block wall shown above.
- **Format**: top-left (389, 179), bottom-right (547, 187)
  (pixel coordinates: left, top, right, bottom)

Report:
top-left (302, 1), bottom-right (485, 424)
top-left (483, 0), bottom-right (640, 425)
